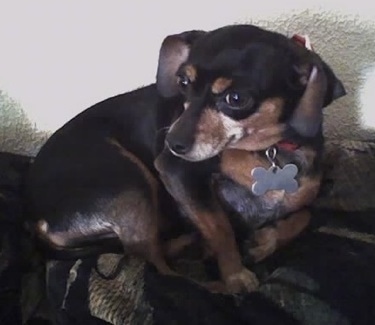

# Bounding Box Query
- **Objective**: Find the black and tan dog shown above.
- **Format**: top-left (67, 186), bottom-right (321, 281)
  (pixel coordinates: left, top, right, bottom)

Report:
top-left (154, 25), bottom-right (345, 292)
top-left (25, 24), bottom-right (345, 294)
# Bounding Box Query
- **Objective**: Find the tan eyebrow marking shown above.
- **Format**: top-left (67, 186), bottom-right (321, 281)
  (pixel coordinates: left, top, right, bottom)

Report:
top-left (184, 64), bottom-right (197, 82)
top-left (211, 78), bottom-right (233, 94)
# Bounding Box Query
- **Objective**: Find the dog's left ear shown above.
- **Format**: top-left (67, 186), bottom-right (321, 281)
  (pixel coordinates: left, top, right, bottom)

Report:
top-left (290, 62), bottom-right (346, 137)
top-left (156, 30), bottom-right (206, 98)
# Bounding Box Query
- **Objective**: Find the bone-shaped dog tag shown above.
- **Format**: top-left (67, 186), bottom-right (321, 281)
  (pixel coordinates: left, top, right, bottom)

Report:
top-left (251, 147), bottom-right (299, 196)
top-left (251, 164), bottom-right (298, 196)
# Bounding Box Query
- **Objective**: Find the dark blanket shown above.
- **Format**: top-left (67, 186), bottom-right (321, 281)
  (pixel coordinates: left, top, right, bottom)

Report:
top-left (1, 145), bottom-right (375, 325)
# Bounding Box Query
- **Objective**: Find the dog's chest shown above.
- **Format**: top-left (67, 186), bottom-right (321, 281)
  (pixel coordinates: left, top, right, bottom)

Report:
top-left (215, 148), bottom-right (308, 228)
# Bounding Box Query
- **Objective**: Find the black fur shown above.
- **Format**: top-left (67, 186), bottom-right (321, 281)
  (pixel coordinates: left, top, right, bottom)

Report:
top-left (154, 25), bottom-right (345, 291)
top-left (25, 85), bottom-right (184, 258)
top-left (156, 24), bottom-right (344, 228)
top-left (25, 24), bottom-right (345, 287)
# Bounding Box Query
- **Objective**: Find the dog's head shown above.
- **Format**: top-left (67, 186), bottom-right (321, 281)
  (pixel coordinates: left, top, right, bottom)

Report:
top-left (156, 25), bottom-right (346, 161)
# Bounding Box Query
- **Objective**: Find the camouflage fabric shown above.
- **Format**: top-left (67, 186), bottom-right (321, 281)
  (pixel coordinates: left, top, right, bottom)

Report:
top-left (43, 221), bottom-right (375, 325)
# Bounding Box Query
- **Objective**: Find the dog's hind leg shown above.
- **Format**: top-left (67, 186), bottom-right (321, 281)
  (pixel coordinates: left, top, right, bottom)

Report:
top-left (110, 190), bottom-right (177, 277)
top-left (163, 233), bottom-right (200, 257)
top-left (105, 138), bottom-right (178, 275)
top-left (147, 240), bottom-right (178, 276)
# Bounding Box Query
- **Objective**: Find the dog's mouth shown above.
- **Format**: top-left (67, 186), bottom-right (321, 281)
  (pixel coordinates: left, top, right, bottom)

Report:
top-left (226, 134), bottom-right (239, 148)
top-left (166, 134), bottom-right (240, 162)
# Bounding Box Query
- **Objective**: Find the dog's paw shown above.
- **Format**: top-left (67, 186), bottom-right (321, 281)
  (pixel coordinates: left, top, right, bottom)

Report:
top-left (225, 268), bottom-right (259, 293)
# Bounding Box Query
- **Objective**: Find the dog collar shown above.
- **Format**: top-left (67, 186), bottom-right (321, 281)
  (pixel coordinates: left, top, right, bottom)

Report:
top-left (276, 140), bottom-right (300, 152)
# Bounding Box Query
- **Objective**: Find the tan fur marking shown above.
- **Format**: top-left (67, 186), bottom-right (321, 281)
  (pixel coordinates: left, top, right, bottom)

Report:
top-left (221, 149), bottom-right (263, 187)
top-left (183, 108), bottom-right (246, 161)
top-left (230, 97), bottom-right (285, 151)
top-left (275, 209), bottom-right (311, 244)
top-left (35, 219), bottom-right (71, 247)
top-left (211, 78), bottom-right (233, 94)
top-left (105, 139), bottom-right (174, 274)
top-left (181, 108), bottom-right (228, 160)
top-left (37, 219), bottom-right (49, 233)
top-left (106, 191), bottom-right (156, 246)
top-left (177, 97), bottom-right (285, 161)
top-left (184, 64), bottom-right (197, 82)
top-left (107, 138), bottom-right (159, 208)
top-left (188, 206), bottom-right (259, 292)
top-left (183, 102), bottom-right (190, 110)
top-left (258, 97), bottom-right (284, 117)
top-left (220, 146), bottom-right (322, 212)
top-left (249, 209), bottom-right (311, 262)
top-left (221, 149), bottom-right (287, 204)
top-left (35, 219), bottom-right (67, 248)
top-left (184, 204), bottom-right (248, 280)
top-left (196, 109), bottom-right (226, 144)
top-left (283, 175), bottom-right (321, 213)
top-left (220, 147), bottom-right (318, 188)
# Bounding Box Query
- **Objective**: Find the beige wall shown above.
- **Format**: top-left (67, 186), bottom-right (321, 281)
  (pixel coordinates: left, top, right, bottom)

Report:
top-left (1, 1), bottom-right (375, 156)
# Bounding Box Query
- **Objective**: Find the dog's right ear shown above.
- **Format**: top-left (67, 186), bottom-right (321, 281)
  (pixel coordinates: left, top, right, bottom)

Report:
top-left (156, 30), bottom-right (206, 98)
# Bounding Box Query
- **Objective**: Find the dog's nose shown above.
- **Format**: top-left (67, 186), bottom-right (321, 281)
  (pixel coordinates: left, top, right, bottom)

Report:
top-left (166, 137), bottom-right (191, 155)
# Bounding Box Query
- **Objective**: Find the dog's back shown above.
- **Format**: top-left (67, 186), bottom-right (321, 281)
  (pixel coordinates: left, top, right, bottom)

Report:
top-left (25, 84), bottom-right (181, 264)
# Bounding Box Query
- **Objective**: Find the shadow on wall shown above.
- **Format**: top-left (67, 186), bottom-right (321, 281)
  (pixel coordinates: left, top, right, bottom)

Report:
top-left (0, 10), bottom-right (374, 157)
top-left (0, 91), bottom-right (49, 157)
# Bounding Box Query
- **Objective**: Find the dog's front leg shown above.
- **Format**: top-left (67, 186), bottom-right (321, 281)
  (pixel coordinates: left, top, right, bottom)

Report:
top-left (155, 149), bottom-right (258, 293)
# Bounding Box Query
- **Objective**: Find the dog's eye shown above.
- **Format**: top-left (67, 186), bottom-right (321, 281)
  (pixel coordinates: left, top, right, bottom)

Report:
top-left (177, 75), bottom-right (190, 88)
top-left (224, 91), bottom-right (252, 109)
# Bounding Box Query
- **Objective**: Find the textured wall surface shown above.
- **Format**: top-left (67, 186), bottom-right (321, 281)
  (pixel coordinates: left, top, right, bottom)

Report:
top-left (1, 1), bottom-right (374, 156)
